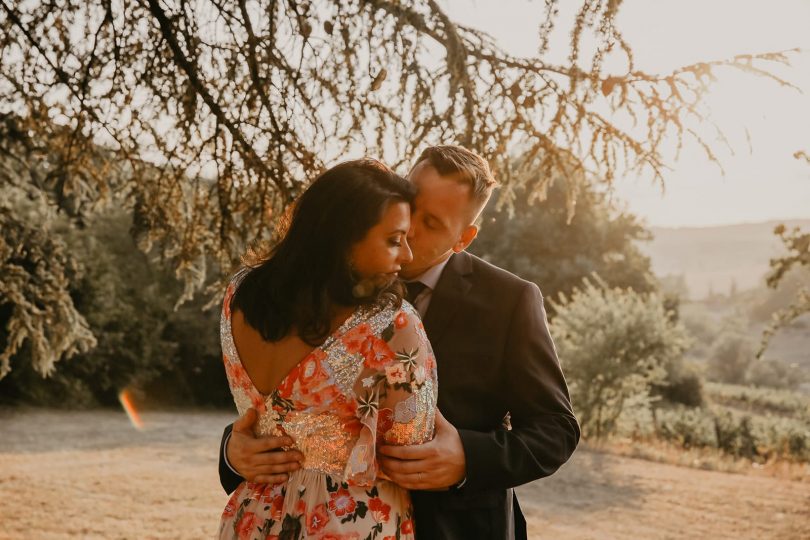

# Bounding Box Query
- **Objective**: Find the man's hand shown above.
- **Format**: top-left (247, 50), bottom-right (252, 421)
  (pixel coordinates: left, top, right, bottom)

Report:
top-left (226, 408), bottom-right (303, 484)
top-left (377, 409), bottom-right (466, 490)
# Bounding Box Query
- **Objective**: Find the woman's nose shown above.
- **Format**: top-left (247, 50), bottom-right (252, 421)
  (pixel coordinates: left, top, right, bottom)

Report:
top-left (400, 239), bottom-right (414, 265)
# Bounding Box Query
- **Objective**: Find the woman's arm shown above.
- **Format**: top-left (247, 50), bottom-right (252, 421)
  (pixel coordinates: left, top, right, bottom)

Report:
top-left (374, 306), bottom-right (438, 446)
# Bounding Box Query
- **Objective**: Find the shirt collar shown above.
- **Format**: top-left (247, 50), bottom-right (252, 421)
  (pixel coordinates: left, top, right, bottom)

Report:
top-left (406, 255), bottom-right (451, 290)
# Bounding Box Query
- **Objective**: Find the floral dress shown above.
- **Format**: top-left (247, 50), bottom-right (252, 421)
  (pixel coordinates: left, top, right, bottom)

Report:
top-left (218, 269), bottom-right (438, 540)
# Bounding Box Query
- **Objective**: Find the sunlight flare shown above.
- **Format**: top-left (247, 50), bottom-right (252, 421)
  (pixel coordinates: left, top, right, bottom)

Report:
top-left (118, 389), bottom-right (144, 430)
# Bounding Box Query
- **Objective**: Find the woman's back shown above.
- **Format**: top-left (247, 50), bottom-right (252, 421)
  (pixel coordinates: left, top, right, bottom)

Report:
top-left (229, 305), bottom-right (354, 396)
top-left (219, 268), bottom-right (437, 539)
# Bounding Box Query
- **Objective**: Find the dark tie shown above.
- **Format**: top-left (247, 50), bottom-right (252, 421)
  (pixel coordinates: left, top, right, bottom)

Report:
top-left (405, 281), bottom-right (428, 304)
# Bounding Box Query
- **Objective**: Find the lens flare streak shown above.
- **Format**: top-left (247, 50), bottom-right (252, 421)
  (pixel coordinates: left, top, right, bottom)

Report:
top-left (118, 389), bottom-right (144, 430)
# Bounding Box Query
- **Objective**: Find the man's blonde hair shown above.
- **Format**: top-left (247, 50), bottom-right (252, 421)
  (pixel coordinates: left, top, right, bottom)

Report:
top-left (413, 145), bottom-right (498, 214)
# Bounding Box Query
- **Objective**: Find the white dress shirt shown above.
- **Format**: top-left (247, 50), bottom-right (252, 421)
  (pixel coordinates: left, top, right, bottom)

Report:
top-left (405, 256), bottom-right (451, 317)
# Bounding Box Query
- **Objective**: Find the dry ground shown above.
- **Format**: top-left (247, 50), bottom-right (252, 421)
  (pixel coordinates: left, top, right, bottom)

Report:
top-left (1, 409), bottom-right (808, 539)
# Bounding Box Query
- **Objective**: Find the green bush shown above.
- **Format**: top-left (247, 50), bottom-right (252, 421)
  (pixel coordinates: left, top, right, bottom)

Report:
top-left (656, 367), bottom-right (704, 407)
top-left (712, 409), bottom-right (758, 459)
top-left (706, 331), bottom-right (756, 385)
top-left (655, 405), bottom-right (716, 449)
top-left (552, 277), bottom-right (689, 439)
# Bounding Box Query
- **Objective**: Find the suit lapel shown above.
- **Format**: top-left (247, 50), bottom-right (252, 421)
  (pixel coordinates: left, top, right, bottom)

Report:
top-left (422, 251), bottom-right (473, 347)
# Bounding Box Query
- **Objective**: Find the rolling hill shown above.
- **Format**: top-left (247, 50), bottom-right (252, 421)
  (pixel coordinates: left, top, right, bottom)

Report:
top-left (639, 219), bottom-right (810, 300)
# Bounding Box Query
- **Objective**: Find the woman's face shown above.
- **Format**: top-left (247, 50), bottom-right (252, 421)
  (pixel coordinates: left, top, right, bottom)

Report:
top-left (350, 200), bottom-right (413, 285)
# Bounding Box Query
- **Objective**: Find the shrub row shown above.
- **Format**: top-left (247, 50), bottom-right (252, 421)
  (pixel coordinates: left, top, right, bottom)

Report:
top-left (654, 403), bottom-right (810, 462)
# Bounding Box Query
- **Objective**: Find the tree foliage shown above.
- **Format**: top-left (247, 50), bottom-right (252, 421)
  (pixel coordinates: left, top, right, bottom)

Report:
top-left (472, 175), bottom-right (655, 310)
top-left (551, 278), bottom-right (689, 439)
top-left (0, 199), bottom-right (96, 379)
top-left (759, 224), bottom-right (810, 355)
top-left (0, 208), bottom-right (230, 407)
top-left (0, 0), bottom-right (795, 380)
top-left (1, 0), bottom-right (795, 284)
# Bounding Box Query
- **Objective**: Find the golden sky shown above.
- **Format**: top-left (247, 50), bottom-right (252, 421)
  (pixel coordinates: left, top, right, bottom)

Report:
top-left (445, 0), bottom-right (810, 227)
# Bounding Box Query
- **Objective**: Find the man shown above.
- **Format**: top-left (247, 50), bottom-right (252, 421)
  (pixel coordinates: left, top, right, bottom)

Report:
top-left (218, 146), bottom-right (580, 539)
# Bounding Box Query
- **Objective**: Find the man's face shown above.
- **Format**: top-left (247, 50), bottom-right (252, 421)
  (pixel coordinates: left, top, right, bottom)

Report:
top-left (400, 161), bottom-right (477, 279)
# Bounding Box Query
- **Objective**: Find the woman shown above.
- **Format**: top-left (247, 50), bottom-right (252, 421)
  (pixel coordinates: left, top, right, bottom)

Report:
top-left (218, 159), bottom-right (437, 539)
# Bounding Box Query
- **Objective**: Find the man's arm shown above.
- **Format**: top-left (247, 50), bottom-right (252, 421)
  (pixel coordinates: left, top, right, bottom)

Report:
top-left (377, 408), bottom-right (466, 490)
top-left (219, 424), bottom-right (244, 494)
top-left (377, 282), bottom-right (578, 491)
top-left (217, 408), bottom-right (304, 495)
top-left (458, 282), bottom-right (580, 491)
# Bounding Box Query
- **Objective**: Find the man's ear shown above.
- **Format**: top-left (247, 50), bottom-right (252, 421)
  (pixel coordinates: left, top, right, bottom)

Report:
top-left (453, 225), bottom-right (479, 253)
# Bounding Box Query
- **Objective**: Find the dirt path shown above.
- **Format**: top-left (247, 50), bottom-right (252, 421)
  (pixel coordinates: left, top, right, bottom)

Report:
top-left (1, 409), bottom-right (807, 539)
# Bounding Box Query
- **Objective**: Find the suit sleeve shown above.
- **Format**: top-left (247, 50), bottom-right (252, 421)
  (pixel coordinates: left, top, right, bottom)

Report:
top-left (456, 282), bottom-right (580, 491)
top-left (218, 423), bottom-right (245, 495)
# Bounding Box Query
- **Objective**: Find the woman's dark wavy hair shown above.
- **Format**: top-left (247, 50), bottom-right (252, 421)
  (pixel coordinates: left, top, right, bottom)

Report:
top-left (230, 159), bottom-right (416, 346)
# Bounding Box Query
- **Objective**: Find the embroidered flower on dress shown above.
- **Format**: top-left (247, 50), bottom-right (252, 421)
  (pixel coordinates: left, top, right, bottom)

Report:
top-left (400, 518), bottom-right (415, 534)
top-left (298, 349), bottom-right (329, 385)
top-left (234, 511), bottom-right (260, 538)
top-left (343, 324), bottom-right (396, 369)
top-left (356, 391), bottom-right (379, 418)
top-left (333, 393), bottom-right (359, 417)
top-left (270, 492), bottom-right (285, 520)
top-left (299, 382), bottom-right (341, 408)
top-left (328, 487), bottom-right (357, 517)
top-left (306, 503), bottom-right (331, 534)
top-left (395, 348), bottom-right (419, 370)
top-left (384, 363), bottom-right (408, 385)
top-left (368, 497), bottom-right (391, 523)
top-left (342, 323), bottom-right (373, 351)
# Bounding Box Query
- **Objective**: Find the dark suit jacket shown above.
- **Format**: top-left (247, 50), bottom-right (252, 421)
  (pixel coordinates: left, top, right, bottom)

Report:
top-left (218, 251), bottom-right (580, 539)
